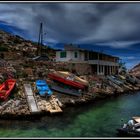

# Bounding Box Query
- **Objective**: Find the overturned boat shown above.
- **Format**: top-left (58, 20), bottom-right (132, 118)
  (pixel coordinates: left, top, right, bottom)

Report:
top-left (35, 80), bottom-right (53, 97)
top-left (107, 75), bottom-right (123, 87)
top-left (48, 71), bottom-right (89, 89)
top-left (0, 79), bottom-right (16, 100)
top-left (49, 82), bottom-right (82, 97)
top-left (126, 75), bottom-right (139, 85)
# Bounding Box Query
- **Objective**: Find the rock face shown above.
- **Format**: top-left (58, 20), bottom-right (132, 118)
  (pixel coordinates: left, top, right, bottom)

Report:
top-left (0, 29), bottom-right (55, 58)
top-left (130, 63), bottom-right (140, 78)
top-left (0, 98), bottom-right (30, 116)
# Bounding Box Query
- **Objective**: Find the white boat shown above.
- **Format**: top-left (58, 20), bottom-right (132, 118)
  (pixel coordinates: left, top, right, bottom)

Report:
top-left (117, 117), bottom-right (140, 136)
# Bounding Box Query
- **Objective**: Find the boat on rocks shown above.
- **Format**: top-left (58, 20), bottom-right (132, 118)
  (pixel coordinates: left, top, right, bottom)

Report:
top-left (107, 75), bottom-right (123, 87)
top-left (48, 71), bottom-right (88, 89)
top-left (117, 117), bottom-right (140, 136)
top-left (35, 80), bottom-right (53, 97)
top-left (0, 79), bottom-right (16, 100)
top-left (126, 74), bottom-right (140, 85)
top-left (49, 82), bottom-right (83, 97)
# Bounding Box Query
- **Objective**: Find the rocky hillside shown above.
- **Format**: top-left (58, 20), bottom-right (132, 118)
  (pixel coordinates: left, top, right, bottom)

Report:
top-left (0, 30), bottom-right (55, 58)
top-left (130, 63), bottom-right (140, 78)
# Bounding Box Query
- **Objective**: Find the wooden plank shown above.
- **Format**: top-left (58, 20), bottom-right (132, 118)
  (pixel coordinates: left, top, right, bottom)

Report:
top-left (48, 96), bottom-right (63, 113)
top-left (24, 84), bottom-right (33, 96)
top-left (27, 95), bottom-right (40, 113)
top-left (49, 109), bottom-right (62, 113)
top-left (24, 84), bottom-right (40, 114)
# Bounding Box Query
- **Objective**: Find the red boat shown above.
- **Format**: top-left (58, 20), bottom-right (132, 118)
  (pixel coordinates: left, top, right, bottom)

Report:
top-left (48, 71), bottom-right (87, 89)
top-left (0, 79), bottom-right (16, 100)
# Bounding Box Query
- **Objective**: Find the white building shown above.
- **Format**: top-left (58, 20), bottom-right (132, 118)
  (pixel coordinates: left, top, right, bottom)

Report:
top-left (56, 44), bottom-right (120, 75)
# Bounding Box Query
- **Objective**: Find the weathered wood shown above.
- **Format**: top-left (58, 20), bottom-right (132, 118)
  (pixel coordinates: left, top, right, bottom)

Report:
top-left (24, 84), bottom-right (40, 114)
top-left (48, 96), bottom-right (63, 113)
top-left (24, 84), bottom-right (34, 96)
top-left (26, 96), bottom-right (40, 113)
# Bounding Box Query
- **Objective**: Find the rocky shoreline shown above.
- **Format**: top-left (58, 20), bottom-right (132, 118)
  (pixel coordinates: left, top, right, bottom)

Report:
top-left (58, 86), bottom-right (140, 107)
top-left (0, 28), bottom-right (140, 120)
top-left (0, 74), bottom-right (139, 120)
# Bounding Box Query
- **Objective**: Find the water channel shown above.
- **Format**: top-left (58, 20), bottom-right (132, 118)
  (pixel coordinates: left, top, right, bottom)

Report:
top-left (0, 91), bottom-right (140, 137)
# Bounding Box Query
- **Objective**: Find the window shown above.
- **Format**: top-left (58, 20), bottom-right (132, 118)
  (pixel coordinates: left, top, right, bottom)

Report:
top-left (74, 52), bottom-right (78, 58)
top-left (60, 51), bottom-right (67, 58)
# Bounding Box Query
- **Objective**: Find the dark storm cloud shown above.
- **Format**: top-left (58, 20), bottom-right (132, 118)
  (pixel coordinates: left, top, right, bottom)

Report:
top-left (0, 3), bottom-right (140, 46)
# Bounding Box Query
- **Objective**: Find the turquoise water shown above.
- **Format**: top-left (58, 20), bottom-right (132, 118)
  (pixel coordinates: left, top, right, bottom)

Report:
top-left (0, 92), bottom-right (140, 137)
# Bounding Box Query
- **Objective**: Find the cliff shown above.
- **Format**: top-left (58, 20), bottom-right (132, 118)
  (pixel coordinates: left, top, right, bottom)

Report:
top-left (0, 30), bottom-right (55, 59)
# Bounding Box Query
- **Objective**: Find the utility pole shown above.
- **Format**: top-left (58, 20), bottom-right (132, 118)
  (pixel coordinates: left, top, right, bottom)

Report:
top-left (37, 22), bottom-right (43, 56)
top-left (97, 52), bottom-right (99, 75)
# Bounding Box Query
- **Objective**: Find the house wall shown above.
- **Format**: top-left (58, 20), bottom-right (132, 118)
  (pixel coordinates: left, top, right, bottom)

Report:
top-left (56, 51), bottom-right (85, 62)
top-left (79, 52), bottom-right (85, 61)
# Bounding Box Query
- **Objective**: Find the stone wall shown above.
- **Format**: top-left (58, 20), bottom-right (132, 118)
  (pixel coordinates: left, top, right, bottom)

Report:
top-left (54, 62), bottom-right (92, 75)
top-left (74, 63), bottom-right (92, 75)
top-left (26, 60), bottom-right (93, 75)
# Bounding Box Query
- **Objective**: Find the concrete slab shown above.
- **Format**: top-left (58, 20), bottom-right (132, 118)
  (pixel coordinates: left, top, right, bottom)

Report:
top-left (24, 84), bottom-right (40, 114)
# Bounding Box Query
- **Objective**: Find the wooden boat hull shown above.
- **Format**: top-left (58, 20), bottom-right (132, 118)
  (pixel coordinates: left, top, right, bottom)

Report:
top-left (0, 79), bottom-right (16, 100)
top-left (48, 72), bottom-right (86, 89)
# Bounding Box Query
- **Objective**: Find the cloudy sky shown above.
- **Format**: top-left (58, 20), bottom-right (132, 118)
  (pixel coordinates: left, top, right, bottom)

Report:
top-left (0, 2), bottom-right (140, 69)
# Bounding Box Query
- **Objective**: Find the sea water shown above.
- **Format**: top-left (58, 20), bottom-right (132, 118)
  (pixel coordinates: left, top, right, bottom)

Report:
top-left (0, 91), bottom-right (140, 137)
